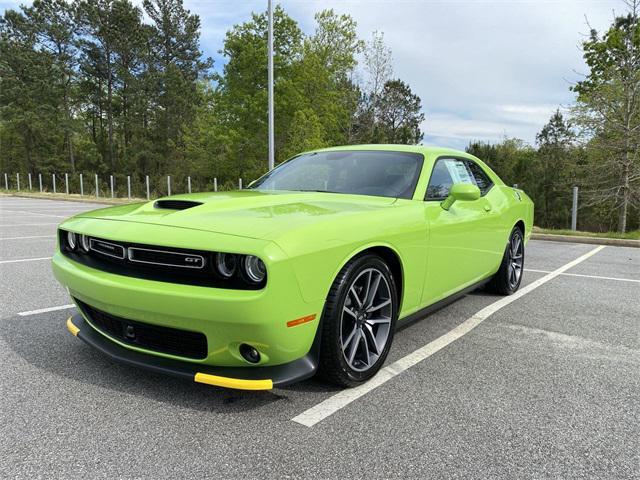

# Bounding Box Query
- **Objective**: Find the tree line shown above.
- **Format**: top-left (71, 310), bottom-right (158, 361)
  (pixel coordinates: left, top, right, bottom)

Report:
top-left (1, 0), bottom-right (638, 232)
top-left (0, 0), bottom-right (423, 192)
top-left (468, 0), bottom-right (639, 233)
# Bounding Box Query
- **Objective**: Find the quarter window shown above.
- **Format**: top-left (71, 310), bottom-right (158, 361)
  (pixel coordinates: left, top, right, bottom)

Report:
top-left (465, 160), bottom-right (493, 195)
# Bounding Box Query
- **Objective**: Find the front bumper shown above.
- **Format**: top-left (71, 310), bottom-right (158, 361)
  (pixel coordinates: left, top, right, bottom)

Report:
top-left (66, 314), bottom-right (319, 390)
top-left (52, 219), bottom-right (325, 369)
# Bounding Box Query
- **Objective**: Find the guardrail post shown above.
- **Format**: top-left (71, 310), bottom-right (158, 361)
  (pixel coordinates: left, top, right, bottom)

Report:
top-left (167, 175), bottom-right (171, 196)
top-left (214, 177), bottom-right (218, 192)
top-left (571, 186), bottom-right (578, 231)
top-left (80, 174), bottom-right (84, 196)
top-left (239, 178), bottom-right (243, 190)
top-left (39, 174), bottom-right (42, 192)
top-left (146, 175), bottom-right (150, 200)
top-left (127, 175), bottom-right (131, 200)
top-left (65, 173), bottom-right (69, 195)
top-left (4, 173), bottom-right (7, 190)
top-left (110, 175), bottom-right (114, 198)
top-left (28, 173), bottom-right (32, 190)
top-left (16, 173), bottom-right (20, 191)
top-left (95, 174), bottom-right (99, 198)
top-left (52, 174), bottom-right (56, 193)
top-left (187, 176), bottom-right (191, 193)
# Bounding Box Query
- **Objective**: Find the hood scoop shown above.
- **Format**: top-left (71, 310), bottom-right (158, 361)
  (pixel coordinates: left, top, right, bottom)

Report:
top-left (154, 199), bottom-right (203, 211)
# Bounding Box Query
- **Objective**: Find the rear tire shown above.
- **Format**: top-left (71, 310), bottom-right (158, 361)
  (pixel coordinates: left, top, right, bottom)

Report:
top-left (487, 226), bottom-right (525, 295)
top-left (318, 254), bottom-right (398, 387)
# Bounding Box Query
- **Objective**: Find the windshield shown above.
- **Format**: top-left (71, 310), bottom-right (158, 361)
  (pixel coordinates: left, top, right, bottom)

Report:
top-left (250, 150), bottom-right (424, 199)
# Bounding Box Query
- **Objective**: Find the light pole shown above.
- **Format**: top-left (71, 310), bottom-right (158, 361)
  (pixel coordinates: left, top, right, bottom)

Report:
top-left (267, 0), bottom-right (275, 171)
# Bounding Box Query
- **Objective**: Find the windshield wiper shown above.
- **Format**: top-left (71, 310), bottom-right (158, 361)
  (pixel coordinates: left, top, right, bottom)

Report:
top-left (295, 189), bottom-right (343, 194)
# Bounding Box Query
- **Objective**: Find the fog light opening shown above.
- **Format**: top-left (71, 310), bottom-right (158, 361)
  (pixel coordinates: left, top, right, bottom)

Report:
top-left (239, 344), bottom-right (261, 364)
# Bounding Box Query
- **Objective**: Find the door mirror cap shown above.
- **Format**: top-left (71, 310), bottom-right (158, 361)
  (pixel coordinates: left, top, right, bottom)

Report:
top-left (441, 183), bottom-right (481, 210)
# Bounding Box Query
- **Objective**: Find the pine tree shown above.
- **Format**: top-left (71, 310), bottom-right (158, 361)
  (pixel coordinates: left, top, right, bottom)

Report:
top-left (536, 110), bottom-right (577, 228)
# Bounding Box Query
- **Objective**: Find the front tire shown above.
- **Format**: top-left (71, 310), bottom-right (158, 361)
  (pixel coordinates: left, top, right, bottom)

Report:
top-left (488, 226), bottom-right (525, 295)
top-left (318, 254), bottom-right (398, 387)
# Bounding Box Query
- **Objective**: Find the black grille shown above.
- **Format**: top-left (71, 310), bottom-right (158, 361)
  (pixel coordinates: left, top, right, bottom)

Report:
top-left (58, 231), bottom-right (262, 290)
top-left (128, 246), bottom-right (206, 269)
top-left (154, 199), bottom-right (203, 210)
top-left (76, 299), bottom-right (208, 360)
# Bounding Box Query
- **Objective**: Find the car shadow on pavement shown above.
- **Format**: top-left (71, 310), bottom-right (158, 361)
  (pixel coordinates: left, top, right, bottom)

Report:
top-left (1, 312), bottom-right (336, 412)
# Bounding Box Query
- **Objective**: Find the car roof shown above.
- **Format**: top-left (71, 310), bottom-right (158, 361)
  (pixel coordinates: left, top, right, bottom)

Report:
top-left (308, 144), bottom-right (475, 160)
top-left (305, 144), bottom-right (503, 186)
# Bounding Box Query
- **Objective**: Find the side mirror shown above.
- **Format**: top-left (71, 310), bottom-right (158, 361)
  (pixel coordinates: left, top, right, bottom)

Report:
top-left (441, 183), bottom-right (481, 210)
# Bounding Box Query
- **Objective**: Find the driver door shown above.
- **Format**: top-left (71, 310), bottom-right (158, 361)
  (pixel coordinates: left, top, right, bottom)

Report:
top-left (422, 157), bottom-right (497, 306)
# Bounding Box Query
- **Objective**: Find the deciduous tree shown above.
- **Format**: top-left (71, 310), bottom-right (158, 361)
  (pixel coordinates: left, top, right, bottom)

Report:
top-left (572, 0), bottom-right (640, 232)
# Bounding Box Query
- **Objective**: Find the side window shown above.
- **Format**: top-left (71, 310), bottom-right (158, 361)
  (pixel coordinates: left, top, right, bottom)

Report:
top-left (465, 160), bottom-right (494, 195)
top-left (425, 158), bottom-right (474, 200)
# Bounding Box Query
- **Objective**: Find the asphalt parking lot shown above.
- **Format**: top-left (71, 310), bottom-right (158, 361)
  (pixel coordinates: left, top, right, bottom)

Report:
top-left (1, 196), bottom-right (639, 479)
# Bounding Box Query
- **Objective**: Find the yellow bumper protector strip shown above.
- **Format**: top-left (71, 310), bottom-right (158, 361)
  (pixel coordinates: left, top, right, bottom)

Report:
top-left (66, 317), bottom-right (80, 337)
top-left (194, 373), bottom-right (273, 391)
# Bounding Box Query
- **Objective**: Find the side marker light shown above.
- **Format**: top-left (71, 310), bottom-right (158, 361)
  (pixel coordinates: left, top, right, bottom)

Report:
top-left (287, 314), bottom-right (317, 328)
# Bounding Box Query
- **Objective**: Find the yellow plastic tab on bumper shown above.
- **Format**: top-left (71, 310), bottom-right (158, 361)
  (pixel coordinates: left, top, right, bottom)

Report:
top-left (194, 372), bottom-right (273, 391)
top-left (66, 317), bottom-right (80, 337)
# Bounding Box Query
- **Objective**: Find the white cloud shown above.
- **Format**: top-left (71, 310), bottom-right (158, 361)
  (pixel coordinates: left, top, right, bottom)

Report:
top-left (283, 0), bottom-right (618, 146)
top-left (2, 0), bottom-right (622, 148)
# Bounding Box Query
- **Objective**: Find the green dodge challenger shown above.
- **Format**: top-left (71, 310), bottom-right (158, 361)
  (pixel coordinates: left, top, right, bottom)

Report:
top-left (54, 145), bottom-right (533, 390)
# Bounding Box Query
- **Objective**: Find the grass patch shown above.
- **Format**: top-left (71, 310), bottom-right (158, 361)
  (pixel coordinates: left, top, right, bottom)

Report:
top-left (533, 227), bottom-right (640, 240)
top-left (1, 190), bottom-right (144, 205)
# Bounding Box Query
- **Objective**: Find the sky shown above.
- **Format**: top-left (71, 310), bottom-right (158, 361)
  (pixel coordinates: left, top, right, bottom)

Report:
top-left (0, 0), bottom-right (624, 150)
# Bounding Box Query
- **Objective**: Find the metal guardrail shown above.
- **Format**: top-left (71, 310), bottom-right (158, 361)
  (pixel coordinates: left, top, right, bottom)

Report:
top-left (2, 172), bottom-right (245, 201)
top-left (3, 173), bottom-right (588, 235)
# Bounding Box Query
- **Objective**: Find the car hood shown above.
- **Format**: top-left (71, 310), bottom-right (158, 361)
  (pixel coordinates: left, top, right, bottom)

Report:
top-left (75, 190), bottom-right (398, 241)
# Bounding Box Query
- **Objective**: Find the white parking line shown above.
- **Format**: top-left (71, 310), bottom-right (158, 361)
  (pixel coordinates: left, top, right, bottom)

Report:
top-left (0, 201), bottom-right (100, 206)
top-left (0, 235), bottom-right (56, 240)
top-left (0, 223), bottom-right (60, 227)
top-left (17, 304), bottom-right (75, 316)
top-left (291, 245), bottom-right (606, 427)
top-left (0, 204), bottom-right (89, 208)
top-left (1, 209), bottom-right (68, 218)
top-left (1, 206), bottom-right (95, 212)
top-left (0, 256), bottom-right (52, 264)
top-left (525, 268), bottom-right (640, 284)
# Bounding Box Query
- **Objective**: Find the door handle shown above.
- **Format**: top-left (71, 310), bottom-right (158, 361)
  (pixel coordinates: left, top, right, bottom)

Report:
top-left (484, 204), bottom-right (492, 212)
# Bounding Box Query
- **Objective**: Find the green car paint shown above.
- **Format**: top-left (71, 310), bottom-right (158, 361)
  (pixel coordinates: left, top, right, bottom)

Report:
top-left (52, 145), bottom-right (533, 383)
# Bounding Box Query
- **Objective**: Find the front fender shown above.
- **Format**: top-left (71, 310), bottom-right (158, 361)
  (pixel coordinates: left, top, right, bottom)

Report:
top-left (274, 203), bottom-right (427, 317)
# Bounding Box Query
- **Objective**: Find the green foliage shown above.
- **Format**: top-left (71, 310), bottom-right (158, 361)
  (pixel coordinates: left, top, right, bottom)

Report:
top-left (467, 3), bottom-right (639, 233)
top-left (6, 0), bottom-right (635, 235)
top-left (214, 5), bottom-right (304, 179)
top-left (535, 110), bottom-right (578, 228)
top-left (283, 109), bottom-right (328, 159)
top-left (466, 114), bottom-right (638, 233)
top-left (1, 1), bottom-right (424, 190)
top-left (571, 2), bottom-right (640, 232)
top-left (534, 227), bottom-right (640, 240)
top-left (377, 79), bottom-right (424, 144)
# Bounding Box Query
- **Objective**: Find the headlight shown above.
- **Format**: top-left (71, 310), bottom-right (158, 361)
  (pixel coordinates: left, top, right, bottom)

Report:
top-left (215, 253), bottom-right (237, 278)
top-left (67, 231), bottom-right (77, 250)
top-left (243, 255), bottom-right (266, 283)
top-left (80, 234), bottom-right (90, 252)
